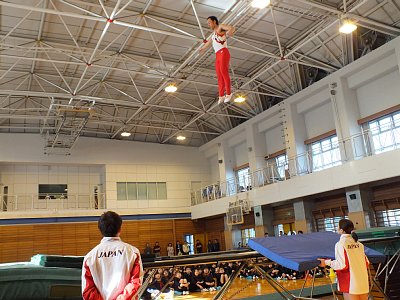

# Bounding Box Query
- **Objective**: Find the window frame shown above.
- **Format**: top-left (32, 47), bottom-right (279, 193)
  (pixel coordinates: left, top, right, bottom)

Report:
top-left (364, 110), bottom-right (400, 155)
top-left (374, 208), bottom-right (400, 227)
top-left (116, 182), bottom-right (168, 200)
top-left (241, 228), bottom-right (255, 246)
top-left (309, 135), bottom-right (341, 172)
top-left (236, 166), bottom-right (250, 192)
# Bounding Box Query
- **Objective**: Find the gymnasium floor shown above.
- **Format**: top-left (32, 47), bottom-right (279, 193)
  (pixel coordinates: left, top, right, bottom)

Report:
top-left (170, 276), bottom-right (333, 299)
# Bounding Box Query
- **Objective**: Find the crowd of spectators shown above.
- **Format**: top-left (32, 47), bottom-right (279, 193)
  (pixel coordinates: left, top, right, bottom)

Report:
top-left (143, 239), bottom-right (221, 257)
top-left (144, 259), bottom-right (328, 298)
top-left (144, 262), bottom-right (238, 298)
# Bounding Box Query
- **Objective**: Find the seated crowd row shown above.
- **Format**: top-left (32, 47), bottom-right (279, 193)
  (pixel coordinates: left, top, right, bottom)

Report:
top-left (144, 260), bottom-right (329, 297)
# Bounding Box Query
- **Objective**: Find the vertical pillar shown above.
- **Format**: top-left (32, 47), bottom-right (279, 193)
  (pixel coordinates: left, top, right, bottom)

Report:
top-left (254, 205), bottom-right (264, 237)
top-left (223, 215), bottom-right (233, 250)
top-left (246, 123), bottom-right (267, 173)
top-left (330, 78), bottom-right (364, 161)
top-left (246, 123), bottom-right (267, 187)
top-left (253, 206), bottom-right (275, 236)
top-left (282, 101), bottom-right (308, 175)
top-left (217, 141), bottom-right (235, 196)
top-left (293, 199), bottom-right (314, 233)
top-left (346, 185), bottom-right (373, 230)
top-left (394, 40), bottom-right (400, 72)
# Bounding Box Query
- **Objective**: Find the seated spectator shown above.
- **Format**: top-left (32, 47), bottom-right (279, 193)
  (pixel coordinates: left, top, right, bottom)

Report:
top-left (192, 269), bottom-right (205, 291)
top-left (202, 267), bottom-right (216, 291)
top-left (183, 267), bottom-right (193, 282)
top-left (297, 230), bottom-right (303, 234)
top-left (173, 272), bottom-right (189, 295)
top-left (226, 262), bottom-right (236, 275)
top-left (161, 269), bottom-right (172, 286)
top-left (216, 267), bottom-right (229, 288)
top-left (148, 273), bottom-right (164, 293)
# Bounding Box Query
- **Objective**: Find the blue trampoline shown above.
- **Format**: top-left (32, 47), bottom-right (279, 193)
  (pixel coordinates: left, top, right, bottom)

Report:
top-left (248, 231), bottom-right (386, 272)
top-left (247, 232), bottom-right (388, 300)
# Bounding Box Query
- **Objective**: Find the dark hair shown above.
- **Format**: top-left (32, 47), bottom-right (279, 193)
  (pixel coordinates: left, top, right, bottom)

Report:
top-left (98, 211), bottom-right (122, 237)
top-left (339, 219), bottom-right (358, 242)
top-left (207, 16), bottom-right (219, 25)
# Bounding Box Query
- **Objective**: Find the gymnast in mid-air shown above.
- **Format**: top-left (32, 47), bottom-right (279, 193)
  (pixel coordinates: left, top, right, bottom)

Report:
top-left (200, 16), bottom-right (235, 104)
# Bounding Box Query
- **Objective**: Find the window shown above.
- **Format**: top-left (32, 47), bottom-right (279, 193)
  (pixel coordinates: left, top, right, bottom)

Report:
top-left (236, 167), bottom-right (250, 191)
top-left (275, 224), bottom-right (284, 236)
top-left (367, 111), bottom-right (400, 154)
top-left (275, 154), bottom-right (288, 178)
top-left (38, 184), bottom-right (68, 199)
top-left (117, 182), bottom-right (167, 200)
top-left (241, 228), bottom-right (255, 246)
top-left (316, 216), bottom-right (347, 232)
top-left (375, 209), bottom-right (400, 227)
top-left (266, 154), bottom-right (288, 179)
top-left (310, 135), bottom-right (341, 171)
top-left (184, 234), bottom-right (194, 254)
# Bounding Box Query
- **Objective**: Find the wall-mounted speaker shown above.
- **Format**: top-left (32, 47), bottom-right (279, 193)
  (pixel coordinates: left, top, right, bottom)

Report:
top-left (218, 159), bottom-right (223, 164)
top-left (255, 212), bottom-right (261, 217)
top-left (349, 193), bottom-right (357, 200)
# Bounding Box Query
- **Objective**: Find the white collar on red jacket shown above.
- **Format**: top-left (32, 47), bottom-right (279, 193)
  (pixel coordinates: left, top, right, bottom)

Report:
top-left (101, 237), bottom-right (121, 242)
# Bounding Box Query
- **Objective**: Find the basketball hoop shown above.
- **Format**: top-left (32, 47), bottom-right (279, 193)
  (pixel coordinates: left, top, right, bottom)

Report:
top-left (226, 202), bottom-right (244, 227)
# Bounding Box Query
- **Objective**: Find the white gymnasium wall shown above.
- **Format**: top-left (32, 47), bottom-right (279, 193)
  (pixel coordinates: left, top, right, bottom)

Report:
top-left (304, 101), bottom-right (335, 139)
top-left (356, 70), bottom-right (400, 118)
top-left (233, 142), bottom-right (248, 167)
top-left (105, 163), bottom-right (202, 213)
top-left (265, 125), bottom-right (285, 155)
top-left (0, 134), bottom-right (210, 215)
top-left (0, 164), bottom-right (103, 210)
top-left (195, 35), bottom-right (400, 219)
top-left (209, 154), bottom-right (220, 183)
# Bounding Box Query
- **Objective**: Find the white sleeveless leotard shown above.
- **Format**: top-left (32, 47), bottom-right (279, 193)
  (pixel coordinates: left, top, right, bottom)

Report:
top-left (212, 31), bottom-right (227, 53)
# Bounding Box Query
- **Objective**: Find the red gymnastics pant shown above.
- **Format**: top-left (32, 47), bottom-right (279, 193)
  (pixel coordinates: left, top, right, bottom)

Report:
top-left (215, 48), bottom-right (231, 97)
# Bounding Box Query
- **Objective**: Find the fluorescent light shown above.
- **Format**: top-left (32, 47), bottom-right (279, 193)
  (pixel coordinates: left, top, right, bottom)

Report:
top-left (234, 95), bottom-right (246, 103)
top-left (121, 131), bottom-right (131, 137)
top-left (339, 21), bottom-right (357, 34)
top-left (176, 135), bottom-right (186, 141)
top-left (251, 0), bottom-right (270, 9)
top-left (165, 84), bottom-right (177, 93)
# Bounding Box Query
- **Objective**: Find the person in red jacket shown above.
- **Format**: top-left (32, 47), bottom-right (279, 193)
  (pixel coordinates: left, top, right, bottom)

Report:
top-left (318, 219), bottom-right (369, 300)
top-left (82, 211), bottom-right (143, 300)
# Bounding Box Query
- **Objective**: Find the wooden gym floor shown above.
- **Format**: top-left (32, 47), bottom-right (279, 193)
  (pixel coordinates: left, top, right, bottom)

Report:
top-left (171, 276), bottom-right (333, 299)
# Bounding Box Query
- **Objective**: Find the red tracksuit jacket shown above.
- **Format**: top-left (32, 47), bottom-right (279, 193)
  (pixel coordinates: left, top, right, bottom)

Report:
top-left (82, 237), bottom-right (143, 300)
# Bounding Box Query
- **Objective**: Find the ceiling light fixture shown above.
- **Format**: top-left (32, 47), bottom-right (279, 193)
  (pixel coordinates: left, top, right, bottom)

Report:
top-left (176, 135), bottom-right (186, 141)
top-left (339, 20), bottom-right (357, 34)
top-left (251, 0), bottom-right (271, 9)
top-left (234, 95), bottom-right (246, 103)
top-left (121, 131), bottom-right (131, 137)
top-left (165, 83), bottom-right (178, 93)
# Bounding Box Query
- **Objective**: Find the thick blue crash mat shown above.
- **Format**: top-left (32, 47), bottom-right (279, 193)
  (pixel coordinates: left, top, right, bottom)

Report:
top-left (248, 231), bottom-right (386, 272)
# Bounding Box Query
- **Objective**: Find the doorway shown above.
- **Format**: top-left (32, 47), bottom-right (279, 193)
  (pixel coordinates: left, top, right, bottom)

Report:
top-left (2, 186), bottom-right (8, 211)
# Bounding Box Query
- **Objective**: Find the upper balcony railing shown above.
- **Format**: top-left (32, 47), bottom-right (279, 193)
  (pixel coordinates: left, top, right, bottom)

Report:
top-left (0, 193), bottom-right (106, 212)
top-left (191, 125), bottom-right (400, 206)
